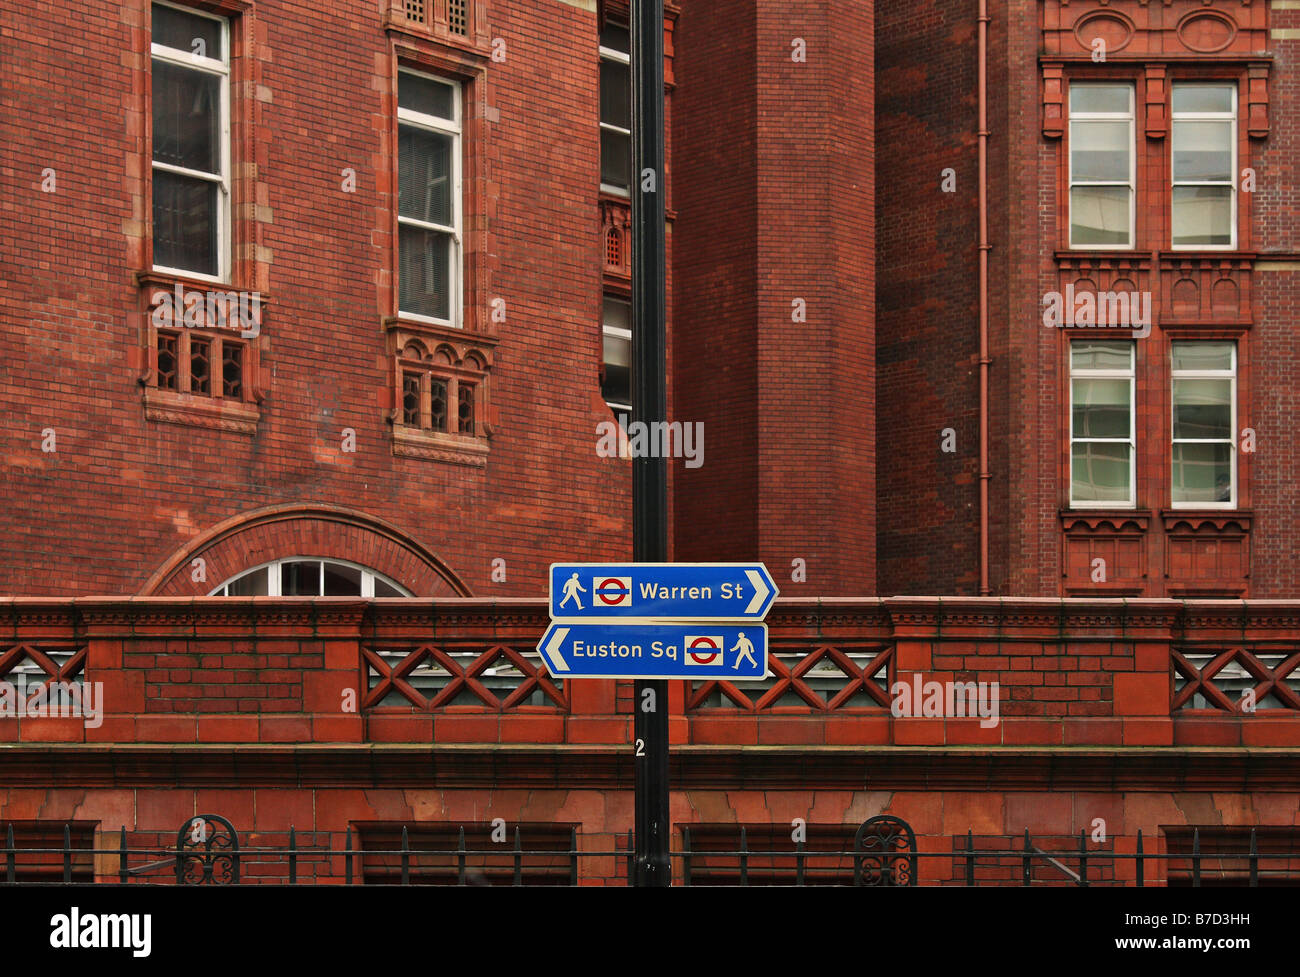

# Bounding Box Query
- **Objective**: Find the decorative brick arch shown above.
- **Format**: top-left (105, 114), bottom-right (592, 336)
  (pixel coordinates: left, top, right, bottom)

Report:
top-left (140, 504), bottom-right (472, 597)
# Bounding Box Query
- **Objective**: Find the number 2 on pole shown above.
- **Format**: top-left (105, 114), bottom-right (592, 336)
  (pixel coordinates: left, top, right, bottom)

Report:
top-left (635, 738), bottom-right (645, 757)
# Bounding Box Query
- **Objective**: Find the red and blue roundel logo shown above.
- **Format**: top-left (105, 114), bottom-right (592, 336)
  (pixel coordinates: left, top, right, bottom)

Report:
top-left (594, 576), bottom-right (632, 607)
top-left (685, 635), bottom-right (723, 665)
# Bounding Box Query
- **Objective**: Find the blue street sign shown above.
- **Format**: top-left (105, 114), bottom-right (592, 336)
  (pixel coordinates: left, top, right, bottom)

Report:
top-left (549, 563), bottom-right (778, 621)
top-left (536, 622), bottom-right (768, 680)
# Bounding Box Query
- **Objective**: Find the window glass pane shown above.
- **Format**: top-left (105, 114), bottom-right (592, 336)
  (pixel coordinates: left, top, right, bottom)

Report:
top-left (601, 129), bottom-right (631, 190)
top-left (373, 578), bottom-right (403, 597)
top-left (152, 59), bottom-right (219, 172)
top-left (604, 296), bottom-right (631, 332)
top-left (1172, 342), bottom-right (1233, 373)
top-left (1172, 186), bottom-right (1232, 246)
top-left (1070, 185), bottom-right (1130, 246)
top-left (1073, 379), bottom-right (1131, 438)
top-left (399, 226), bottom-right (452, 319)
top-left (603, 358), bottom-right (630, 410)
top-left (1173, 379), bottom-right (1232, 440)
top-left (152, 171), bottom-right (217, 274)
top-left (603, 332), bottom-right (630, 370)
top-left (1072, 442), bottom-right (1131, 503)
top-left (1070, 121), bottom-right (1131, 182)
top-left (226, 566), bottom-right (268, 596)
top-left (1172, 85), bottom-right (1234, 115)
top-left (603, 297), bottom-right (631, 407)
top-left (600, 22), bottom-right (630, 54)
top-left (1070, 85), bottom-right (1130, 114)
top-left (399, 73), bottom-right (455, 121)
top-left (1173, 121), bottom-right (1232, 182)
top-left (153, 4), bottom-right (223, 60)
top-left (600, 59), bottom-right (631, 130)
top-left (1071, 342), bottom-right (1132, 372)
top-left (281, 561), bottom-right (321, 596)
top-left (323, 562), bottom-right (364, 596)
top-left (399, 125), bottom-right (453, 225)
top-left (1172, 443), bottom-right (1232, 504)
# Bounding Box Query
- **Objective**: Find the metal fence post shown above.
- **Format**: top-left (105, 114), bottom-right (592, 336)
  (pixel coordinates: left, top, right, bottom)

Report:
top-left (400, 825), bottom-right (409, 886)
top-left (512, 827), bottom-right (522, 887)
top-left (4, 825), bottom-right (12, 884)
top-left (1192, 827), bottom-right (1200, 888)
top-left (457, 826), bottom-right (467, 886)
top-left (1022, 829), bottom-right (1032, 886)
top-left (682, 827), bottom-right (691, 887)
top-left (795, 838), bottom-right (805, 887)
top-left (1078, 829), bottom-right (1088, 887)
top-left (626, 829), bottom-right (634, 885)
top-left (739, 827), bottom-right (748, 887)
top-left (119, 827), bottom-right (129, 884)
top-left (63, 823), bottom-right (71, 883)
top-left (1135, 829), bottom-right (1144, 888)
top-left (570, 827), bottom-right (579, 887)
top-left (345, 826), bottom-right (353, 885)
top-left (1249, 828), bottom-right (1258, 888)
top-left (288, 826), bottom-right (297, 885)
top-left (965, 830), bottom-right (975, 886)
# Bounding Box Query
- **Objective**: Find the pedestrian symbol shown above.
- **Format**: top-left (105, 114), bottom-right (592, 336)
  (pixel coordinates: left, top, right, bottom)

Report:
top-left (558, 572), bottom-right (586, 611)
top-left (731, 631), bottom-right (757, 670)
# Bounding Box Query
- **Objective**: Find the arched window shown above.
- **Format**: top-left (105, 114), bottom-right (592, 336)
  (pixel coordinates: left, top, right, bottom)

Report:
top-left (210, 558), bottom-right (410, 597)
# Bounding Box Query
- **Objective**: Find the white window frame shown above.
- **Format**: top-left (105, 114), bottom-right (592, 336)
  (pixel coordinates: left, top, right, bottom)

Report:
top-left (599, 25), bottom-right (631, 198)
top-left (1069, 341), bottom-right (1136, 508)
top-left (1068, 83), bottom-right (1136, 251)
top-left (210, 557), bottom-right (411, 597)
top-left (397, 69), bottom-right (463, 328)
top-left (1170, 342), bottom-right (1237, 510)
top-left (1170, 83), bottom-right (1238, 252)
top-left (150, 0), bottom-right (231, 283)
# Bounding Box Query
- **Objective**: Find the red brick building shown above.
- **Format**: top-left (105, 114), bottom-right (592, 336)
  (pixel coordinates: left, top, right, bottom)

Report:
top-left (878, 0), bottom-right (1300, 600)
top-left (0, 0), bottom-right (1298, 886)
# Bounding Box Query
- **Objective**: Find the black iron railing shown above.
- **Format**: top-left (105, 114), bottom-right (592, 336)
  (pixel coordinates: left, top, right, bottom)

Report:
top-left (2, 817), bottom-right (1295, 886)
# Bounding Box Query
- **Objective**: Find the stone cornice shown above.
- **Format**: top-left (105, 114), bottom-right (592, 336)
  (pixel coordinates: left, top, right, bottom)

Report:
top-left (0, 744), bottom-right (1297, 791)
top-left (3, 596), bottom-right (1299, 640)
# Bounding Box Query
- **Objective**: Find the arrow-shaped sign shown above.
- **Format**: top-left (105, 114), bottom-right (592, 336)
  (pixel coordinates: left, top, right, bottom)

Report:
top-left (537, 622), bottom-right (768, 680)
top-left (549, 563), bottom-right (778, 622)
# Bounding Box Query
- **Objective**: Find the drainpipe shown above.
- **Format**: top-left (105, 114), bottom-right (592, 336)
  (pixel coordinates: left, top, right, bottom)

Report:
top-left (978, 0), bottom-right (992, 595)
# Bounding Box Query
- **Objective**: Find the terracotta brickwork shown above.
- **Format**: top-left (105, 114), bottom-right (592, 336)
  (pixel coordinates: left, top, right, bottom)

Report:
top-left (4, 0), bottom-right (1300, 886)
top-left (877, 0), bottom-right (1300, 597)
top-left (672, 0), bottom-right (876, 597)
top-left (0, 0), bottom-right (642, 599)
top-left (2, 596), bottom-right (1298, 883)
top-left (1, 595), bottom-right (1296, 746)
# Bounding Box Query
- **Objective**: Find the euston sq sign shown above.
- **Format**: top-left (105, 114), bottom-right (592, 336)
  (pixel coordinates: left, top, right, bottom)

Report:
top-left (537, 622), bottom-right (768, 680)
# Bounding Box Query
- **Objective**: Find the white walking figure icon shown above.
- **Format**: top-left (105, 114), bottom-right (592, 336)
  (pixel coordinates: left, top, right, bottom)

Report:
top-left (731, 631), bottom-right (757, 670)
top-left (559, 572), bottom-right (586, 611)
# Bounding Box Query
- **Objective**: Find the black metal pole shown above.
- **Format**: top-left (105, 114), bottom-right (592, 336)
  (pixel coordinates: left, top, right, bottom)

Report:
top-left (631, 0), bottom-right (670, 887)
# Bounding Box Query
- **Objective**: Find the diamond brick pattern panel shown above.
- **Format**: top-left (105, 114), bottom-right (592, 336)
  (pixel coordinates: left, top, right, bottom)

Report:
top-left (1172, 647), bottom-right (1300, 713)
top-left (362, 644), bottom-right (568, 712)
top-left (0, 644), bottom-right (88, 691)
top-left (687, 644), bottom-right (893, 712)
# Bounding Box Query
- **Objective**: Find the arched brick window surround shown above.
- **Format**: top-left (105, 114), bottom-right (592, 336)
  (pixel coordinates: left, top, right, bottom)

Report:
top-left (140, 504), bottom-right (471, 597)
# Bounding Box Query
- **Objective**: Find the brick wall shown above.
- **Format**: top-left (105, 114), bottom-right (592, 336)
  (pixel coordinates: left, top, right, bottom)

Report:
top-left (875, 0), bottom-right (982, 596)
top-left (877, 0), bottom-right (1300, 598)
top-left (673, 0), bottom-right (876, 597)
top-left (1, 595), bottom-right (1297, 747)
top-left (0, 0), bottom-right (638, 600)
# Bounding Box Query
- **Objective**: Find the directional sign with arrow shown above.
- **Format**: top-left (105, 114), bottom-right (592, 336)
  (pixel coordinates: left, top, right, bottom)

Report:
top-left (537, 621), bottom-right (767, 680)
top-left (549, 563), bottom-right (778, 621)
